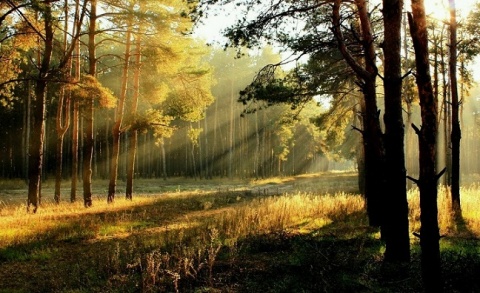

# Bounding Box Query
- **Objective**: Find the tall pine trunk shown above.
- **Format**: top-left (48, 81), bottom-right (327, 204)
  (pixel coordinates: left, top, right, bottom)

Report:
top-left (409, 1), bottom-right (443, 290)
top-left (28, 2), bottom-right (54, 213)
top-left (126, 31), bottom-right (141, 200)
top-left (449, 0), bottom-right (461, 214)
top-left (382, 0), bottom-right (410, 262)
top-left (83, 0), bottom-right (97, 207)
top-left (108, 11), bottom-right (132, 203)
top-left (333, 0), bottom-right (386, 227)
top-left (54, 0), bottom-right (72, 204)
top-left (71, 0), bottom-right (81, 202)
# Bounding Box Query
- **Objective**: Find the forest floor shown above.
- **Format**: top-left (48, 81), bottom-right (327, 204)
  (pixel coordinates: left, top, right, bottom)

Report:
top-left (0, 172), bottom-right (479, 292)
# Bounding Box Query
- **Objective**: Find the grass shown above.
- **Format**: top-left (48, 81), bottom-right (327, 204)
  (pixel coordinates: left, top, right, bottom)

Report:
top-left (0, 173), bottom-right (478, 292)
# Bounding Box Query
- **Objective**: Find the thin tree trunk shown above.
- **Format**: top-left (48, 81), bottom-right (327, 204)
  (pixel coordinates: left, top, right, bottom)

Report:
top-left (126, 30), bottom-right (142, 200)
top-left (229, 79), bottom-right (234, 178)
top-left (108, 11), bottom-right (132, 203)
top-left (54, 0), bottom-right (72, 204)
top-left (160, 138), bottom-right (167, 180)
top-left (211, 100), bottom-right (218, 177)
top-left (70, 1), bottom-right (81, 203)
top-left (408, 2), bottom-right (443, 291)
top-left (203, 114), bottom-right (210, 179)
top-left (449, 0), bottom-right (461, 214)
top-left (254, 109), bottom-right (260, 179)
top-left (71, 100), bottom-right (79, 202)
top-left (24, 81), bottom-right (31, 182)
top-left (198, 120), bottom-right (204, 179)
top-left (28, 2), bottom-right (54, 213)
top-left (83, 0), bottom-right (97, 207)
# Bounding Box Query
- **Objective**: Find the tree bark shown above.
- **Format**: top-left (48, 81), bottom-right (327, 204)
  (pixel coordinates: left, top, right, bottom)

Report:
top-left (28, 1), bottom-right (54, 213)
top-left (382, 0), bottom-right (410, 262)
top-left (332, 0), bottom-right (385, 227)
top-left (108, 8), bottom-right (132, 203)
top-left (70, 0), bottom-right (81, 203)
top-left (449, 0), bottom-right (461, 214)
top-left (126, 30), bottom-right (142, 200)
top-left (408, 1), bottom-right (443, 291)
top-left (54, 0), bottom-right (72, 204)
top-left (83, 0), bottom-right (96, 207)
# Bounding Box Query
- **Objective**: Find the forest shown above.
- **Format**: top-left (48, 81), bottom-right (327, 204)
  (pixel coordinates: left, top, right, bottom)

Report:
top-left (1, 0), bottom-right (480, 292)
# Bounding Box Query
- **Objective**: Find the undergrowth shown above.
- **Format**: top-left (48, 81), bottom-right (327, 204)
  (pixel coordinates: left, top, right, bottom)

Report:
top-left (0, 174), bottom-right (478, 292)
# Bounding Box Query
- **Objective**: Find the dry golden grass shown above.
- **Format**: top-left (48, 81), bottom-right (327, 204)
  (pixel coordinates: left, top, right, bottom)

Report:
top-left (0, 175), bottom-right (479, 292)
top-left (408, 185), bottom-right (480, 239)
top-left (1, 179), bottom-right (479, 250)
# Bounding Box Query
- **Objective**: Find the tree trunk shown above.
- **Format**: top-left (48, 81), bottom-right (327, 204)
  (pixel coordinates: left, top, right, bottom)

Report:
top-left (332, 0), bottom-right (385, 227)
top-left (71, 100), bottom-right (79, 202)
top-left (382, 0), bottom-right (410, 262)
top-left (254, 110), bottom-right (260, 179)
top-left (354, 98), bottom-right (366, 194)
top-left (83, 0), bottom-right (97, 207)
top-left (160, 138), bottom-right (167, 180)
top-left (126, 30), bottom-right (142, 200)
top-left (229, 79), bottom-right (234, 178)
top-left (108, 11), bottom-right (132, 203)
top-left (448, 0), bottom-right (461, 214)
top-left (54, 0), bottom-right (72, 204)
top-left (28, 2), bottom-right (54, 213)
top-left (24, 81), bottom-right (31, 182)
top-left (408, 1), bottom-right (443, 291)
top-left (70, 1), bottom-right (81, 203)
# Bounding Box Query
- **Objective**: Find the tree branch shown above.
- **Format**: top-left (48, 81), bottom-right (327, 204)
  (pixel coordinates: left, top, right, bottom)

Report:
top-left (411, 123), bottom-right (421, 135)
top-left (406, 175), bottom-right (419, 185)
top-left (436, 167), bottom-right (447, 181)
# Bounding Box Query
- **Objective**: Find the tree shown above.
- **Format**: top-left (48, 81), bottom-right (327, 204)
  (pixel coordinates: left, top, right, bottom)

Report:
top-left (408, 0), bottom-right (444, 290)
top-left (54, 0), bottom-right (86, 204)
top-left (125, 28), bottom-right (142, 200)
top-left (27, 1), bottom-right (56, 212)
top-left (83, 0), bottom-right (97, 207)
top-left (332, 0), bottom-right (385, 228)
top-left (381, 0), bottom-right (410, 262)
top-left (448, 0), bottom-right (461, 215)
top-left (107, 3), bottom-right (133, 203)
top-left (195, 0), bottom-right (410, 262)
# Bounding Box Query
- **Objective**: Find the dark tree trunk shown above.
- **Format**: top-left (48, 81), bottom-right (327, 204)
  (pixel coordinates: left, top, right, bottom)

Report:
top-left (448, 0), bottom-right (461, 214)
top-left (28, 2), bottom-right (54, 213)
top-left (408, 1), bottom-right (443, 291)
top-left (382, 0), bottom-right (410, 262)
top-left (71, 0), bottom-right (81, 202)
top-left (83, 0), bottom-right (97, 208)
top-left (332, 0), bottom-right (385, 227)
top-left (71, 101), bottom-right (79, 202)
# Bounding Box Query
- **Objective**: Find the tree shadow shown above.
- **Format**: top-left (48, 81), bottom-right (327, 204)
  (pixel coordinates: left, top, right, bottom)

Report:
top-left (0, 188), bottom-right (268, 292)
top-left (450, 209), bottom-right (477, 239)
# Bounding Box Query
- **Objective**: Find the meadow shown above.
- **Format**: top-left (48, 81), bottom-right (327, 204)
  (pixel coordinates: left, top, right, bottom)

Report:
top-left (0, 173), bottom-right (479, 292)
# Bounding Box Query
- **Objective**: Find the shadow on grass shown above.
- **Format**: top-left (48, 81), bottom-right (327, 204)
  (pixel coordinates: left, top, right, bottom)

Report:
top-left (1, 187), bottom-right (479, 292)
top-left (0, 187), bottom-right (293, 292)
top-left (215, 211), bottom-right (391, 293)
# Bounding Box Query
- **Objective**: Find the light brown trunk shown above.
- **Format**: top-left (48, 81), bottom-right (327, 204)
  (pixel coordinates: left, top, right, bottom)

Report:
top-left (108, 11), bottom-right (133, 203)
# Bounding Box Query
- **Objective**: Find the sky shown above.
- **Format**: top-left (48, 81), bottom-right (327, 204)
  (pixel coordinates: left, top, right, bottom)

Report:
top-left (193, 0), bottom-right (480, 80)
top-left (194, 0), bottom-right (480, 43)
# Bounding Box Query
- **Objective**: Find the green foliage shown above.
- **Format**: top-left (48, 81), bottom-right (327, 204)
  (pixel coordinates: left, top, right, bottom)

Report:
top-left (68, 75), bottom-right (117, 109)
top-left (187, 126), bottom-right (203, 146)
